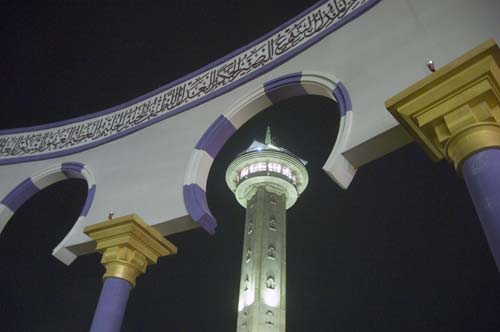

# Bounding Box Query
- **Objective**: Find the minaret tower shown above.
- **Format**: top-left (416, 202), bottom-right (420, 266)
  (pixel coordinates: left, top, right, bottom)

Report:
top-left (226, 127), bottom-right (308, 331)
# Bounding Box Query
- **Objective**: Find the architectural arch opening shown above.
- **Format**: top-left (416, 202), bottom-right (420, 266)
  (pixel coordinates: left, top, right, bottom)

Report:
top-left (0, 162), bottom-right (96, 264)
top-left (207, 92), bottom-right (340, 221)
top-left (184, 71), bottom-right (352, 233)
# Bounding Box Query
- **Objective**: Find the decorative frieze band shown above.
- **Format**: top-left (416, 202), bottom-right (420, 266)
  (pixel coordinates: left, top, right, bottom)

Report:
top-left (0, 0), bottom-right (378, 164)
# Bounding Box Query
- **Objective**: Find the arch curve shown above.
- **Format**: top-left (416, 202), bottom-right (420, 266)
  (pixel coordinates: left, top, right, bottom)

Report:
top-left (183, 71), bottom-right (356, 234)
top-left (0, 162), bottom-right (96, 265)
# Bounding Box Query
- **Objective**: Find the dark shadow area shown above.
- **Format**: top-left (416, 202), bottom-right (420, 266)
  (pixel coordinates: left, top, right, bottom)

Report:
top-left (285, 142), bottom-right (500, 331)
top-left (0, 179), bottom-right (102, 331)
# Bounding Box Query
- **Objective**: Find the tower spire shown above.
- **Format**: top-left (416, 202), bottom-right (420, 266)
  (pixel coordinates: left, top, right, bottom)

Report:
top-left (226, 129), bottom-right (309, 332)
top-left (265, 126), bottom-right (272, 145)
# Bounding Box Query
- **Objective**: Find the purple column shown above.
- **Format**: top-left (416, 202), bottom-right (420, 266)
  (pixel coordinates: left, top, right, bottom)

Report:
top-left (462, 148), bottom-right (500, 272)
top-left (90, 277), bottom-right (132, 332)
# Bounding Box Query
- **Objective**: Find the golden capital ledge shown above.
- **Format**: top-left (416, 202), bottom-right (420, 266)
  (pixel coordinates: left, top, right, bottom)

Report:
top-left (386, 39), bottom-right (500, 272)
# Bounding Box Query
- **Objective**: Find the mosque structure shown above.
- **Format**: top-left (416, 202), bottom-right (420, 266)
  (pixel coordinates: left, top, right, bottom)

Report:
top-left (226, 127), bottom-right (308, 331)
top-left (0, 1), bottom-right (500, 331)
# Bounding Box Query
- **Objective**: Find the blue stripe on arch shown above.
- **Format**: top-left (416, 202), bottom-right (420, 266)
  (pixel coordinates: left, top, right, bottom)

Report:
top-left (61, 162), bottom-right (85, 178)
top-left (332, 81), bottom-right (352, 117)
top-left (195, 115), bottom-right (236, 159)
top-left (1, 178), bottom-right (40, 212)
top-left (183, 183), bottom-right (216, 234)
top-left (1, 169), bottom-right (95, 217)
top-left (264, 72), bottom-right (302, 90)
top-left (61, 162), bottom-right (84, 173)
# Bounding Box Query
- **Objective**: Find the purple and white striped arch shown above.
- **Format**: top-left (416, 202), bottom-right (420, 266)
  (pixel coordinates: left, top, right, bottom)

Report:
top-left (183, 71), bottom-right (354, 234)
top-left (0, 162), bottom-right (96, 264)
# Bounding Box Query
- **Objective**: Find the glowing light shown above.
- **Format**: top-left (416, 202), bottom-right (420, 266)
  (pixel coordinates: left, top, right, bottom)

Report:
top-left (249, 162), bottom-right (266, 173)
top-left (245, 287), bottom-right (255, 307)
top-left (239, 162), bottom-right (296, 181)
top-left (263, 289), bottom-right (280, 307)
top-left (268, 162), bottom-right (281, 173)
top-left (282, 166), bottom-right (292, 178)
top-left (241, 167), bottom-right (249, 177)
top-left (238, 297), bottom-right (244, 312)
top-left (238, 283), bottom-right (255, 312)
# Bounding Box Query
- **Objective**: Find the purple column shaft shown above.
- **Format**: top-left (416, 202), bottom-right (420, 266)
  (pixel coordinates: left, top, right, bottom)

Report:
top-left (90, 277), bottom-right (132, 332)
top-left (462, 148), bottom-right (500, 272)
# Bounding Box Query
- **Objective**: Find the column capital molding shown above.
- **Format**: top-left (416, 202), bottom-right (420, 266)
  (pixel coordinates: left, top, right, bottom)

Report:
top-left (386, 39), bottom-right (500, 171)
top-left (84, 213), bottom-right (177, 287)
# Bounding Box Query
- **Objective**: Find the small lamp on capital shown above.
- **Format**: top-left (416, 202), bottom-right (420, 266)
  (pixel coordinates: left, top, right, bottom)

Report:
top-left (426, 60), bottom-right (436, 72)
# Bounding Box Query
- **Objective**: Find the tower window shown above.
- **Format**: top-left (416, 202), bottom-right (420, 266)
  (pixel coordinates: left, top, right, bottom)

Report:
top-left (241, 167), bottom-right (249, 177)
top-left (266, 276), bottom-right (276, 289)
top-left (268, 162), bottom-right (281, 173)
top-left (267, 245), bottom-right (276, 259)
top-left (282, 166), bottom-right (292, 178)
top-left (269, 217), bottom-right (277, 230)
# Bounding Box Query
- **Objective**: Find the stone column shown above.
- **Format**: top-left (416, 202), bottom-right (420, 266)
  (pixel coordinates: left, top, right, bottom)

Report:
top-left (237, 186), bottom-right (287, 332)
top-left (462, 150), bottom-right (500, 268)
top-left (89, 277), bottom-right (132, 332)
top-left (386, 39), bottom-right (500, 271)
top-left (84, 214), bottom-right (177, 332)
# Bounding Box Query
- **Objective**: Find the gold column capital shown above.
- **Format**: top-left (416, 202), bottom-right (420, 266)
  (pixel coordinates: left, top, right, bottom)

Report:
top-left (385, 39), bottom-right (500, 172)
top-left (84, 214), bottom-right (177, 287)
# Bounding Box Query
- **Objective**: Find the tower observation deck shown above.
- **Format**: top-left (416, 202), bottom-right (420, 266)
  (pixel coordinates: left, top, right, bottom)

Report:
top-left (225, 127), bottom-right (308, 331)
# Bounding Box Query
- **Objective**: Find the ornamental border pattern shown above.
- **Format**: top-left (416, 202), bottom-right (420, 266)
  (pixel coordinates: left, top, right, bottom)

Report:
top-left (0, 0), bottom-right (379, 165)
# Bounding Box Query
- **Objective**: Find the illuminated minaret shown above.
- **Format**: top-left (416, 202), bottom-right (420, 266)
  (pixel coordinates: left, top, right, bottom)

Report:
top-left (226, 127), bottom-right (308, 332)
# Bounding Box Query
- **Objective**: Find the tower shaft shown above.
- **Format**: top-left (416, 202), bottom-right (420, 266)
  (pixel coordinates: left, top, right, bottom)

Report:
top-left (237, 186), bottom-right (286, 332)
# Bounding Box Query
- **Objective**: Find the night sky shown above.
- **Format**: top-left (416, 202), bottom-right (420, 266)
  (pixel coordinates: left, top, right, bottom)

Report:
top-left (1, 2), bottom-right (499, 332)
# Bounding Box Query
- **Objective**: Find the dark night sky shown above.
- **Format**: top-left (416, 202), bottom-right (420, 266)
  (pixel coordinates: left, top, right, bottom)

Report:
top-left (1, 2), bottom-right (499, 332)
